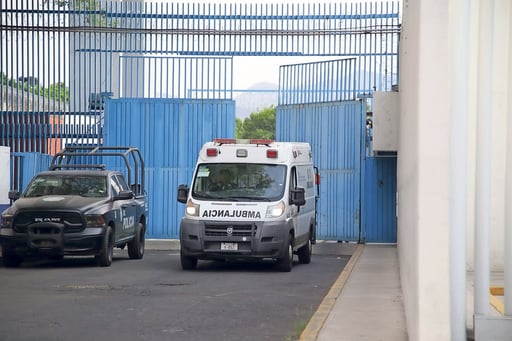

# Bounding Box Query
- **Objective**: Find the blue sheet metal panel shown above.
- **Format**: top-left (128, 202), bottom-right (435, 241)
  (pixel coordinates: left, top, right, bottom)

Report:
top-left (362, 156), bottom-right (397, 243)
top-left (11, 152), bottom-right (54, 193)
top-left (103, 98), bottom-right (235, 238)
top-left (276, 100), bottom-right (365, 241)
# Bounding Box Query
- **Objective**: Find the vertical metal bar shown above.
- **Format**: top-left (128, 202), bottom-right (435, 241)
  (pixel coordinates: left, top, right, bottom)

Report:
top-left (449, 0), bottom-right (470, 338)
top-left (474, 0), bottom-right (494, 316)
top-left (54, 0), bottom-right (62, 149)
top-left (9, 0), bottom-right (14, 153)
top-left (379, 1), bottom-right (384, 90)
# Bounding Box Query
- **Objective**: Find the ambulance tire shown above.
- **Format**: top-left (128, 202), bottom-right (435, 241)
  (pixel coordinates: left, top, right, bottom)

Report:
top-left (297, 237), bottom-right (312, 264)
top-left (181, 252), bottom-right (198, 270)
top-left (276, 234), bottom-right (293, 272)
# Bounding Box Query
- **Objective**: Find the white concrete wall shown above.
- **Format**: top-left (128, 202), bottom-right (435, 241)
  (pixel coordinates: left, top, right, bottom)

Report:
top-left (398, 0), bottom-right (451, 339)
top-left (398, 0), bottom-right (511, 339)
top-left (0, 146), bottom-right (10, 206)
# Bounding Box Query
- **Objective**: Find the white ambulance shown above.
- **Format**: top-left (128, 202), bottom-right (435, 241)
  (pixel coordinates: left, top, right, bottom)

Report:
top-left (177, 138), bottom-right (319, 271)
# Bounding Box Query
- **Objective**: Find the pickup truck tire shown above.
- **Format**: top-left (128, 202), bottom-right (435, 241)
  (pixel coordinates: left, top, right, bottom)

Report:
top-left (128, 222), bottom-right (145, 259)
top-left (276, 234), bottom-right (293, 272)
top-left (297, 237), bottom-right (312, 264)
top-left (180, 251), bottom-right (198, 270)
top-left (96, 226), bottom-right (114, 267)
top-left (2, 248), bottom-right (23, 268)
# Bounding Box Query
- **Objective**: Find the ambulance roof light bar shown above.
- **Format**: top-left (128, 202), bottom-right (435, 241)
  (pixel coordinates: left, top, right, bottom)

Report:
top-left (213, 138), bottom-right (274, 146)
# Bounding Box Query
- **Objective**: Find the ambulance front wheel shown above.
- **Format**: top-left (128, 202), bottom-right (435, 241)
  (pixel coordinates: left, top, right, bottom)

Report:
top-left (181, 251), bottom-right (198, 270)
top-left (276, 234), bottom-right (293, 272)
top-left (297, 237), bottom-right (312, 264)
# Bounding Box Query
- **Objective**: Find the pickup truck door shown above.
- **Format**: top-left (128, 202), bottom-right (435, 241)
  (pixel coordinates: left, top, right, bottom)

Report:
top-left (111, 175), bottom-right (137, 240)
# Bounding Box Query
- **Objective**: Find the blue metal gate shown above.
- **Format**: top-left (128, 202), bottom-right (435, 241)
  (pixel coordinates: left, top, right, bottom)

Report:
top-left (277, 100), bottom-right (366, 241)
top-left (1, 1), bottom-right (401, 240)
top-left (103, 98), bottom-right (236, 238)
top-left (362, 156), bottom-right (397, 243)
top-left (277, 59), bottom-right (397, 243)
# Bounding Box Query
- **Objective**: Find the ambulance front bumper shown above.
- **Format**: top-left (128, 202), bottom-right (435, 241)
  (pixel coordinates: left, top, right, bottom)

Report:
top-left (179, 218), bottom-right (290, 260)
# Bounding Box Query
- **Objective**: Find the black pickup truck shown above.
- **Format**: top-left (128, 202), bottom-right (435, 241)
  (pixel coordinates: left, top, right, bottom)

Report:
top-left (0, 146), bottom-right (148, 267)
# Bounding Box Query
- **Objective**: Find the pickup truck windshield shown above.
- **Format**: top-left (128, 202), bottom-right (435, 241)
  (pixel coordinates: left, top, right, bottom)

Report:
top-left (192, 163), bottom-right (286, 201)
top-left (24, 175), bottom-right (108, 197)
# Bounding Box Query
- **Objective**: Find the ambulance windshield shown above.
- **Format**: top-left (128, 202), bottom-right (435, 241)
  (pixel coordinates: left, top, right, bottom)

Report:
top-left (191, 163), bottom-right (286, 201)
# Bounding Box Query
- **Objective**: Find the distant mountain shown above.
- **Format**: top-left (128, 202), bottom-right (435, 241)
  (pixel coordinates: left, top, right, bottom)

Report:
top-left (234, 82), bottom-right (278, 119)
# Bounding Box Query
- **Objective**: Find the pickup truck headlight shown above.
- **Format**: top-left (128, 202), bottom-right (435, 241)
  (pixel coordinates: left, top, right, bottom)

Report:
top-left (85, 214), bottom-right (107, 228)
top-left (266, 201), bottom-right (285, 218)
top-left (1, 214), bottom-right (13, 229)
top-left (185, 199), bottom-right (200, 217)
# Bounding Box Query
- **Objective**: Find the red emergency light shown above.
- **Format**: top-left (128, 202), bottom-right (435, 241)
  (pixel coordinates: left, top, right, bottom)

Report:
top-left (266, 149), bottom-right (278, 158)
top-left (250, 139), bottom-right (274, 145)
top-left (206, 148), bottom-right (218, 157)
top-left (213, 138), bottom-right (236, 145)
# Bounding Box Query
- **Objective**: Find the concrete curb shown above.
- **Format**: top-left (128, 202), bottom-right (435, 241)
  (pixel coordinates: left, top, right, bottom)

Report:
top-left (299, 243), bottom-right (365, 341)
top-left (145, 239), bottom-right (181, 251)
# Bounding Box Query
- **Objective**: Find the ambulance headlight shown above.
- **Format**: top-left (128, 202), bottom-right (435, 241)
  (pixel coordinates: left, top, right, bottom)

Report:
top-left (186, 199), bottom-right (200, 217)
top-left (266, 201), bottom-right (285, 218)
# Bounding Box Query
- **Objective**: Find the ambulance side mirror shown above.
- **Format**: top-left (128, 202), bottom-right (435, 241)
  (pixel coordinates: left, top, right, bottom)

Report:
top-left (291, 187), bottom-right (306, 206)
top-left (177, 184), bottom-right (189, 204)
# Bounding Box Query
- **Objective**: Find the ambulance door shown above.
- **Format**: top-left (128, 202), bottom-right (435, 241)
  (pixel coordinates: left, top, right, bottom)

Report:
top-left (290, 166), bottom-right (308, 240)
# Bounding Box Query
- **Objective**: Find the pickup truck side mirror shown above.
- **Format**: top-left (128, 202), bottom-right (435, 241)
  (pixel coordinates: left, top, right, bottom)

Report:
top-left (8, 190), bottom-right (20, 201)
top-left (291, 187), bottom-right (306, 206)
top-left (177, 184), bottom-right (189, 204)
top-left (114, 190), bottom-right (134, 201)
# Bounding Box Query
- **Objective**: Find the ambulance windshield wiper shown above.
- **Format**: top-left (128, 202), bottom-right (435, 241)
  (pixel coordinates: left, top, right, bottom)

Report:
top-left (194, 192), bottom-right (226, 200)
top-left (226, 196), bottom-right (272, 202)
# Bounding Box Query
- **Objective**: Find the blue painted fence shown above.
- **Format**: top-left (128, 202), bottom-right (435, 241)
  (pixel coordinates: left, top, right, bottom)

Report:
top-left (277, 100), bottom-right (366, 241)
top-left (1, 1), bottom-right (401, 241)
top-left (103, 98), bottom-right (236, 238)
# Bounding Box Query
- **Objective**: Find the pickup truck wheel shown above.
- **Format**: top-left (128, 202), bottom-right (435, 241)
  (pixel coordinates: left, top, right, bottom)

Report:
top-left (276, 235), bottom-right (293, 272)
top-left (180, 251), bottom-right (197, 270)
top-left (128, 223), bottom-right (145, 259)
top-left (297, 238), bottom-right (312, 264)
top-left (96, 226), bottom-right (113, 267)
top-left (2, 250), bottom-right (23, 268)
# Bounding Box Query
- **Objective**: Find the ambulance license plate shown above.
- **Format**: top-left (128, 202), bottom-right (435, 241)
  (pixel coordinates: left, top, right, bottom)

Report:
top-left (221, 242), bottom-right (238, 251)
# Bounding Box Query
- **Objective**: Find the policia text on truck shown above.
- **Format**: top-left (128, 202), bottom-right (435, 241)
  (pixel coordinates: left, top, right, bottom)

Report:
top-left (177, 139), bottom-right (319, 272)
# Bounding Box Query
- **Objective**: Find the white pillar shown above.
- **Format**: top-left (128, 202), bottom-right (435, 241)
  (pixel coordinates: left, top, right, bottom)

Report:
top-left (504, 0), bottom-right (512, 316)
top-left (449, 0), bottom-right (471, 337)
top-left (474, 0), bottom-right (494, 316)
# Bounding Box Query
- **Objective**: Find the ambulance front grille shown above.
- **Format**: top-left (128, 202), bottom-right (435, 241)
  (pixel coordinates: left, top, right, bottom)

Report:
top-left (204, 224), bottom-right (256, 237)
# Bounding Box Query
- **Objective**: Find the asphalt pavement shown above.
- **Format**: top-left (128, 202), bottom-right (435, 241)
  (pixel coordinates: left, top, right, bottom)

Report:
top-left (1, 239), bottom-right (408, 340)
top-left (146, 240), bottom-right (409, 341)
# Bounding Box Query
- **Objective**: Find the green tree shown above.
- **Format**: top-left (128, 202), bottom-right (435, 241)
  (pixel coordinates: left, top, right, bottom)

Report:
top-left (235, 118), bottom-right (244, 138)
top-left (236, 105), bottom-right (276, 140)
top-left (1, 73), bottom-right (69, 103)
top-left (45, 0), bottom-right (118, 27)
